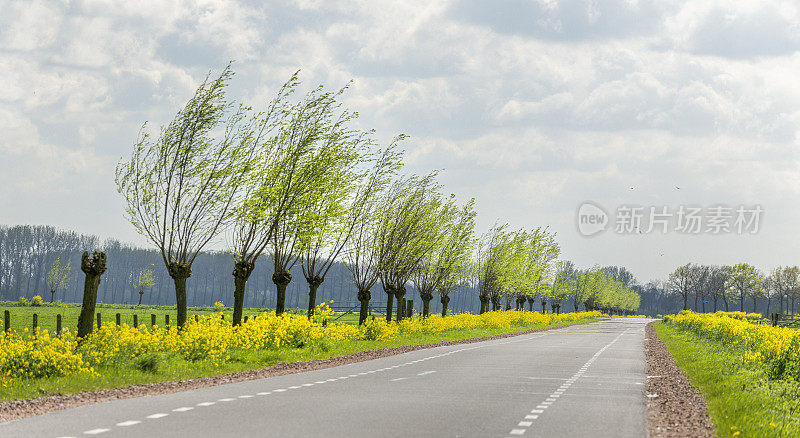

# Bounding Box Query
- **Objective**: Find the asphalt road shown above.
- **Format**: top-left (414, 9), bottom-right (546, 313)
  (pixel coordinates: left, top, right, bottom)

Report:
top-left (0, 318), bottom-right (653, 437)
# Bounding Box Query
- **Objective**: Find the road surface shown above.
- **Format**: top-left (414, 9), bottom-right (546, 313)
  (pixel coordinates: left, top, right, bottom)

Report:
top-left (0, 318), bottom-right (653, 437)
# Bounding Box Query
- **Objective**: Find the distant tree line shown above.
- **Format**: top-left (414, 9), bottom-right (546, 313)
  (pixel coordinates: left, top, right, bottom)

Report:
top-left (0, 223), bottom-right (645, 317)
top-left (0, 224), bottom-right (489, 315)
top-left (666, 263), bottom-right (799, 316)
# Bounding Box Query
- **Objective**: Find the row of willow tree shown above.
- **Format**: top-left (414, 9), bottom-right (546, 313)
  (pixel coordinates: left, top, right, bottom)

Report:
top-left (475, 226), bottom-right (640, 315)
top-left (667, 263), bottom-right (800, 315)
top-left (114, 64), bottom-right (642, 327)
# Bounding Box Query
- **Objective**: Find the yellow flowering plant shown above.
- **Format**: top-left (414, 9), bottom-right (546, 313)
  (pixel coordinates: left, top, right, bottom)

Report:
top-left (0, 308), bottom-right (600, 386)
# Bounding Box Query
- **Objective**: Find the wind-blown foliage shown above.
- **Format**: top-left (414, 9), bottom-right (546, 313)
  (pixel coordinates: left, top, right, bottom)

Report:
top-left (116, 64), bottom-right (253, 327)
top-left (413, 197), bottom-right (476, 317)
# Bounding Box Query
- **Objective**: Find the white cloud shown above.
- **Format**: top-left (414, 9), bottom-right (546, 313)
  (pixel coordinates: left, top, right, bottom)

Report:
top-left (1, 0), bottom-right (800, 280)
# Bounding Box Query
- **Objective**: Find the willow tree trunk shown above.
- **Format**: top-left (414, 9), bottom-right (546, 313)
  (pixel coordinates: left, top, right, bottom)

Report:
top-left (168, 262), bottom-right (192, 328)
top-left (740, 293), bottom-right (745, 312)
top-left (385, 288), bottom-right (394, 322)
top-left (306, 276), bottom-right (323, 319)
top-left (541, 301), bottom-right (547, 313)
top-left (441, 295), bottom-right (450, 317)
top-left (138, 290), bottom-right (143, 305)
top-left (479, 296), bottom-right (489, 314)
top-left (50, 289), bottom-right (55, 303)
top-left (528, 299), bottom-right (534, 312)
top-left (421, 293), bottom-right (432, 318)
top-left (272, 270), bottom-right (292, 316)
top-left (77, 251), bottom-right (107, 338)
top-left (232, 261), bottom-right (255, 326)
top-left (358, 289), bottom-right (371, 325)
top-left (395, 287), bottom-right (406, 322)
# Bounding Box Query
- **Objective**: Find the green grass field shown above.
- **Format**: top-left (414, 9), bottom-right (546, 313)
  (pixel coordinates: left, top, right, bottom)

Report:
top-left (655, 322), bottom-right (800, 437)
top-left (1, 314), bottom-right (597, 402)
top-left (0, 302), bottom-right (365, 333)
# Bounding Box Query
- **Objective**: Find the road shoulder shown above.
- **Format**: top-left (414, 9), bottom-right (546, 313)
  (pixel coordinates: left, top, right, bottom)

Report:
top-left (645, 321), bottom-right (715, 437)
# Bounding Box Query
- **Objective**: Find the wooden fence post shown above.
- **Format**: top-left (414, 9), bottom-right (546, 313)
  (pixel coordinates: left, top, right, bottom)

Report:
top-left (165, 314), bottom-right (170, 330)
top-left (151, 314), bottom-right (156, 327)
top-left (96, 312), bottom-right (101, 330)
top-left (56, 314), bottom-right (62, 336)
top-left (116, 313), bottom-right (121, 326)
top-left (194, 315), bottom-right (199, 322)
top-left (133, 314), bottom-right (138, 328)
top-left (243, 316), bottom-right (248, 323)
top-left (4, 310), bottom-right (9, 334)
top-left (32, 313), bottom-right (38, 332)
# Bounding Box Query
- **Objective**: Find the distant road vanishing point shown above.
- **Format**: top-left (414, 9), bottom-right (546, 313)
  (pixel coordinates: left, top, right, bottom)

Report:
top-left (1, 318), bottom-right (653, 437)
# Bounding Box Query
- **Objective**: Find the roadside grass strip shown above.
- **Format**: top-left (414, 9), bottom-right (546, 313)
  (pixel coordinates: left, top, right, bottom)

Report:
top-left (659, 315), bottom-right (800, 437)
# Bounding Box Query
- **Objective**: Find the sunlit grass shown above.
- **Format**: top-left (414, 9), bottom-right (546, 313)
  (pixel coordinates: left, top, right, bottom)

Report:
top-left (656, 322), bottom-right (800, 437)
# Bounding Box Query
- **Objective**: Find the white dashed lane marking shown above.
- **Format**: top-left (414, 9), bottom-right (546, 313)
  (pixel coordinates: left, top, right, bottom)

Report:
top-left (54, 332), bottom-right (552, 438)
top-left (146, 413), bottom-right (168, 419)
top-left (506, 329), bottom-right (630, 437)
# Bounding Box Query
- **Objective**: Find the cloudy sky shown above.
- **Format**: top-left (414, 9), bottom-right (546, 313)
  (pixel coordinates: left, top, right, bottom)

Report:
top-left (2, 0), bottom-right (800, 282)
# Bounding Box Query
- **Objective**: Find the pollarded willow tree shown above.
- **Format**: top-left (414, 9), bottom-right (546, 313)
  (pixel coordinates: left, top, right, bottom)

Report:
top-left (549, 260), bottom-right (575, 314)
top-left (116, 64), bottom-right (254, 327)
top-left (475, 224), bottom-right (512, 314)
top-left (517, 228), bottom-right (559, 311)
top-left (226, 73), bottom-right (300, 325)
top-left (342, 164), bottom-right (396, 325)
top-left (573, 267), bottom-right (599, 312)
top-left (579, 270), bottom-right (640, 314)
top-left (477, 225), bottom-right (559, 313)
top-left (376, 174), bottom-right (443, 322)
top-left (413, 197), bottom-right (476, 317)
top-left (299, 145), bottom-right (402, 318)
top-left (227, 74), bottom-right (367, 324)
top-left (267, 82), bottom-right (376, 317)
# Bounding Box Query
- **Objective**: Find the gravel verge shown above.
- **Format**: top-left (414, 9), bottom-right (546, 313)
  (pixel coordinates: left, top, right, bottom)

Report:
top-left (0, 320), bottom-right (593, 423)
top-left (645, 321), bottom-right (715, 437)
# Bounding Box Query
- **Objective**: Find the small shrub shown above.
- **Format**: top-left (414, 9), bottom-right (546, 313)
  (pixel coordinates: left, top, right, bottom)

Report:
top-left (30, 296), bottom-right (43, 307)
top-left (134, 353), bottom-right (160, 373)
top-left (17, 297), bottom-right (28, 307)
